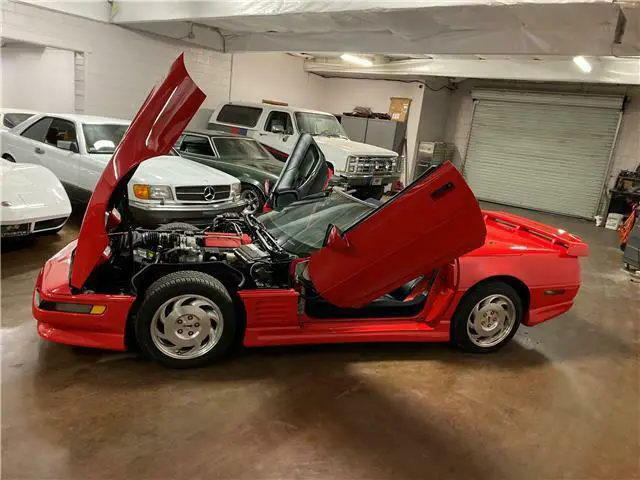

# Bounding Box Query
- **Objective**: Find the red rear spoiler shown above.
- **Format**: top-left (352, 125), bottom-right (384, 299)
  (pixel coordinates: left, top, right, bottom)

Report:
top-left (484, 211), bottom-right (589, 257)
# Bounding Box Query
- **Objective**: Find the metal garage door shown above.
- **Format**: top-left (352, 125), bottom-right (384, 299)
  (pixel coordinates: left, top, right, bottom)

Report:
top-left (463, 90), bottom-right (623, 218)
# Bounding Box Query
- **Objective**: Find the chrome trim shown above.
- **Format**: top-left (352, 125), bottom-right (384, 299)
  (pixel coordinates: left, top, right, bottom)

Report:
top-left (129, 199), bottom-right (246, 212)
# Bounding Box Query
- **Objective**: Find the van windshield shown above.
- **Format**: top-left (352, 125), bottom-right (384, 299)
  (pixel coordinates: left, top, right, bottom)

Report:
top-left (295, 112), bottom-right (348, 139)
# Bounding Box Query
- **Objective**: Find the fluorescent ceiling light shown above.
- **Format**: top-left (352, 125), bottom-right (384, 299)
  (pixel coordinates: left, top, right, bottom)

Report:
top-left (573, 55), bottom-right (592, 73)
top-left (340, 53), bottom-right (373, 67)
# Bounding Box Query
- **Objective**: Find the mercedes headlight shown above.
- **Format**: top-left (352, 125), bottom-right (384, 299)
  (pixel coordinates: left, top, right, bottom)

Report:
top-left (132, 184), bottom-right (174, 200)
top-left (231, 182), bottom-right (241, 200)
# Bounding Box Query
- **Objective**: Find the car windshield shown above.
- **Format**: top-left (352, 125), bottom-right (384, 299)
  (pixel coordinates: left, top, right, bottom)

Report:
top-left (214, 137), bottom-right (272, 160)
top-left (83, 123), bottom-right (129, 153)
top-left (295, 112), bottom-right (348, 139)
top-left (259, 190), bottom-right (374, 256)
top-left (3, 112), bottom-right (34, 129)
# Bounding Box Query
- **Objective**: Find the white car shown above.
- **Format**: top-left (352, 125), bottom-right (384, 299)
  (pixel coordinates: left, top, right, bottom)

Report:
top-left (1, 114), bottom-right (245, 227)
top-left (0, 161), bottom-right (71, 238)
top-left (209, 102), bottom-right (402, 199)
top-left (0, 108), bottom-right (38, 131)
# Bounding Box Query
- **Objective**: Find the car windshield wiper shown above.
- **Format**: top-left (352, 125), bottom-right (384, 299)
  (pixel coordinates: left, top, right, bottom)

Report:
top-left (314, 130), bottom-right (344, 138)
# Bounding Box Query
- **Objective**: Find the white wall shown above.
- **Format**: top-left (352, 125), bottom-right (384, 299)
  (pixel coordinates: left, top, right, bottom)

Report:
top-left (614, 90), bottom-right (640, 175)
top-left (319, 77), bottom-right (424, 182)
top-left (1, 43), bottom-right (75, 112)
top-left (231, 54), bottom-right (427, 178)
top-left (230, 53), bottom-right (325, 109)
top-left (1, 0), bottom-right (231, 119)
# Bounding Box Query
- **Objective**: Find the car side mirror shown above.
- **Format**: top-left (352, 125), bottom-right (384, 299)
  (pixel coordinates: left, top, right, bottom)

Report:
top-left (271, 124), bottom-right (285, 134)
top-left (324, 224), bottom-right (350, 250)
top-left (57, 140), bottom-right (79, 153)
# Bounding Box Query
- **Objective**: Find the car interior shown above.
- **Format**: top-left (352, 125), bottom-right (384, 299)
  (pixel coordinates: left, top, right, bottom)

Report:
top-left (301, 270), bottom-right (438, 319)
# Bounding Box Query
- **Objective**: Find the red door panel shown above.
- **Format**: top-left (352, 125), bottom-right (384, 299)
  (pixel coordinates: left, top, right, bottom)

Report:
top-left (307, 162), bottom-right (486, 308)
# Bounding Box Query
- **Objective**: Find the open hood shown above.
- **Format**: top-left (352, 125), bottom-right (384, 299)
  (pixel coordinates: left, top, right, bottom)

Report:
top-left (70, 55), bottom-right (205, 289)
top-left (266, 133), bottom-right (330, 210)
top-left (308, 162), bottom-right (486, 308)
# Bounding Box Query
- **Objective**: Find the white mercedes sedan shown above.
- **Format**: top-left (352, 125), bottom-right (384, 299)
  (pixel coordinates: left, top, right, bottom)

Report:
top-left (1, 114), bottom-right (245, 227)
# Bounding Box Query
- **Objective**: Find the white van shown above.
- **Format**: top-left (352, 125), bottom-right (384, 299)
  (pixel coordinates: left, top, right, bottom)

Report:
top-left (209, 102), bottom-right (402, 199)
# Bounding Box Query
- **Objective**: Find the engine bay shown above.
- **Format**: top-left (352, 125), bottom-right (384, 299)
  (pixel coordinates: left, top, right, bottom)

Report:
top-left (86, 213), bottom-right (296, 294)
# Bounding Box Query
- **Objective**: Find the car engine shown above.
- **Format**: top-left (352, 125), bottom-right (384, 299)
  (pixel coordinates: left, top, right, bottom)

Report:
top-left (102, 213), bottom-right (294, 293)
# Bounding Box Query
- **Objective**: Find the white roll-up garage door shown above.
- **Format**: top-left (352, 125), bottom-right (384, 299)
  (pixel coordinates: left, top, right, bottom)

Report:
top-left (463, 90), bottom-right (623, 218)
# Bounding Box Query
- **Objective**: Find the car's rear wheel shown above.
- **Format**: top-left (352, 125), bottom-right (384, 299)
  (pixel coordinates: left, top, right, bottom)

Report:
top-left (451, 282), bottom-right (522, 353)
top-left (240, 185), bottom-right (264, 215)
top-left (2, 154), bottom-right (15, 163)
top-left (135, 271), bottom-right (237, 368)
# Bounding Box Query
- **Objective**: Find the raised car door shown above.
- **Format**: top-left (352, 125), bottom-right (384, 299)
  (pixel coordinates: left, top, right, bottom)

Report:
top-left (307, 162), bottom-right (487, 308)
top-left (266, 133), bottom-right (329, 210)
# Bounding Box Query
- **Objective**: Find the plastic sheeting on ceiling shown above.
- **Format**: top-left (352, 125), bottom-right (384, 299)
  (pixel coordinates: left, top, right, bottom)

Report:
top-left (110, 1), bottom-right (638, 56)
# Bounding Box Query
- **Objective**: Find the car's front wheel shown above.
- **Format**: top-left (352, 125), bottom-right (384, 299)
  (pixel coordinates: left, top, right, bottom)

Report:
top-left (240, 185), bottom-right (264, 215)
top-left (135, 271), bottom-right (237, 368)
top-left (451, 282), bottom-right (522, 353)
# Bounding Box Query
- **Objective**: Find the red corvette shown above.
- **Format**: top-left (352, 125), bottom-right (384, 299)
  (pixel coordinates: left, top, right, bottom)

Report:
top-left (33, 56), bottom-right (589, 368)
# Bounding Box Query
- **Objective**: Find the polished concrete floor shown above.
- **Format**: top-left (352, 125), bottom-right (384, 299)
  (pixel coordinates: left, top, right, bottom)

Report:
top-left (1, 204), bottom-right (639, 479)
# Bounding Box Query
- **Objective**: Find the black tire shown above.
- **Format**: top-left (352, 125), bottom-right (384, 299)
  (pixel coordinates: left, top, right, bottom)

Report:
top-left (2, 154), bottom-right (15, 163)
top-left (155, 222), bottom-right (198, 231)
top-left (351, 187), bottom-right (370, 200)
top-left (451, 281), bottom-right (522, 353)
top-left (240, 185), bottom-right (265, 215)
top-left (369, 185), bottom-right (385, 200)
top-left (135, 271), bottom-right (238, 368)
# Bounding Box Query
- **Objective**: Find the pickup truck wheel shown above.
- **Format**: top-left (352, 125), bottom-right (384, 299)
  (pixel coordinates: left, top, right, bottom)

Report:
top-left (451, 282), bottom-right (522, 353)
top-left (135, 271), bottom-right (237, 368)
top-left (240, 185), bottom-right (264, 215)
top-left (2, 154), bottom-right (15, 163)
top-left (156, 222), bottom-right (198, 231)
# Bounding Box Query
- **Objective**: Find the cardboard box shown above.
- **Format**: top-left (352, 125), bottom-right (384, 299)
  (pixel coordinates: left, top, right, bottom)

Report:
top-left (388, 97), bottom-right (412, 122)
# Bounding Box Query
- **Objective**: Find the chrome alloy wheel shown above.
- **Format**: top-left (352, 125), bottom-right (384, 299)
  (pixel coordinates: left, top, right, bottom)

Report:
top-left (150, 294), bottom-right (224, 360)
top-left (466, 294), bottom-right (516, 348)
top-left (241, 189), bottom-right (260, 214)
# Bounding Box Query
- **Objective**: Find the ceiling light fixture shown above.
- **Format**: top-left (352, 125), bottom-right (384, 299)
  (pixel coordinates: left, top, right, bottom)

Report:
top-left (573, 55), bottom-right (592, 73)
top-left (340, 53), bottom-right (373, 67)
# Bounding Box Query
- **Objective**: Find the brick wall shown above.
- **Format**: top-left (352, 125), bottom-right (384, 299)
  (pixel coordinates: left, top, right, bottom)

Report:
top-left (1, 0), bottom-right (231, 119)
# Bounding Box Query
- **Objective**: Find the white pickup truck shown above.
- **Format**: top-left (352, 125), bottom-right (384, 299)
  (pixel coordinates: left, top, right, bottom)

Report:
top-left (208, 102), bottom-right (402, 199)
top-left (1, 113), bottom-right (244, 227)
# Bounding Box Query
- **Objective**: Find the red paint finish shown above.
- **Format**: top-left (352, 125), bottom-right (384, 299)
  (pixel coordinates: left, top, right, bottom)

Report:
top-left (32, 55), bottom-right (588, 356)
top-left (33, 243), bottom-right (134, 351)
top-left (308, 162), bottom-right (486, 308)
top-left (71, 55), bottom-right (206, 289)
top-left (261, 143), bottom-right (289, 161)
top-left (203, 232), bottom-right (252, 248)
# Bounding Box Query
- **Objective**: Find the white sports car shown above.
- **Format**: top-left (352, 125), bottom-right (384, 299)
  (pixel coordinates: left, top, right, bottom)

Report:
top-left (0, 161), bottom-right (71, 238)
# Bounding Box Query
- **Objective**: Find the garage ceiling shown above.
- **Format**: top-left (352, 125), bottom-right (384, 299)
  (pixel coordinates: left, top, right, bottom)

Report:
top-left (304, 54), bottom-right (640, 85)
top-left (105, 0), bottom-right (638, 56)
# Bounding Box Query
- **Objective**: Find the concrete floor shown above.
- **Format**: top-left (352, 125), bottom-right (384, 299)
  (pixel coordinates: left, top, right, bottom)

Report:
top-left (1, 204), bottom-right (638, 479)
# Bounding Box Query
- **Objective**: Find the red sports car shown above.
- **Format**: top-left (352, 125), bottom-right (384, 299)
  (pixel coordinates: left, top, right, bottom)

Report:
top-left (32, 56), bottom-right (589, 368)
